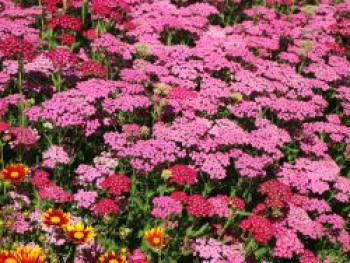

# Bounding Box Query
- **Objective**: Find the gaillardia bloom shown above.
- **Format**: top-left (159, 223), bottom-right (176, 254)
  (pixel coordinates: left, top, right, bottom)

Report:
top-left (42, 209), bottom-right (70, 228)
top-left (14, 246), bottom-right (47, 263)
top-left (65, 221), bottom-right (95, 244)
top-left (1, 163), bottom-right (29, 183)
top-left (144, 227), bottom-right (168, 248)
top-left (0, 250), bottom-right (17, 263)
top-left (98, 251), bottom-right (127, 263)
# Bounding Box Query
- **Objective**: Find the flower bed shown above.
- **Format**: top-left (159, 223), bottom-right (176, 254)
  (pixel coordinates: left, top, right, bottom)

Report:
top-left (0, 0), bottom-right (349, 262)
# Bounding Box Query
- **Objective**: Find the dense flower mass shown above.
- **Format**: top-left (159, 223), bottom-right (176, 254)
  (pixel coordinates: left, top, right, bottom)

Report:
top-left (0, 0), bottom-right (349, 262)
top-left (240, 215), bottom-right (275, 243)
top-left (0, 36), bottom-right (36, 61)
top-left (168, 164), bottom-right (198, 186)
top-left (91, 198), bottom-right (120, 216)
top-left (51, 14), bottom-right (83, 31)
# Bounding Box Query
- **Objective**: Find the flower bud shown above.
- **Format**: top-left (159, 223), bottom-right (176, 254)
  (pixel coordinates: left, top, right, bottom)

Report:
top-left (161, 169), bottom-right (172, 180)
top-left (230, 92), bottom-right (243, 102)
top-left (135, 43), bottom-right (151, 57)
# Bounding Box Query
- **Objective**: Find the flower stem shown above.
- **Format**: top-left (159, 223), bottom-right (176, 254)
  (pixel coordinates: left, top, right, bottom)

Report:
top-left (158, 249), bottom-right (162, 263)
top-left (0, 142), bottom-right (4, 170)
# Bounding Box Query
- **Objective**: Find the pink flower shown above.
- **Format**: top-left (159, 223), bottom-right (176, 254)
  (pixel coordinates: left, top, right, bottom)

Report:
top-left (9, 126), bottom-right (39, 148)
top-left (73, 190), bottom-right (98, 209)
top-left (42, 145), bottom-right (70, 168)
top-left (151, 196), bottom-right (182, 219)
top-left (192, 238), bottom-right (244, 263)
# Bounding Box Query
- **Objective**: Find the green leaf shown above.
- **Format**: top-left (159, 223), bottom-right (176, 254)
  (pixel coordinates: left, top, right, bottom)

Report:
top-left (188, 223), bottom-right (210, 237)
top-left (133, 197), bottom-right (148, 213)
top-left (254, 247), bottom-right (267, 259)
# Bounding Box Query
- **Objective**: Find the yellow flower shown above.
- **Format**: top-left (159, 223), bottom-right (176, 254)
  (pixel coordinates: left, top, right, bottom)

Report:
top-left (144, 227), bottom-right (168, 248)
top-left (65, 221), bottom-right (95, 244)
top-left (14, 245), bottom-right (47, 263)
top-left (22, 211), bottom-right (30, 218)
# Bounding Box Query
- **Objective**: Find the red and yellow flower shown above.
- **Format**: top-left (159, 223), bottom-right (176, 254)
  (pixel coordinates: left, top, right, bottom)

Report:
top-left (65, 221), bottom-right (95, 244)
top-left (42, 209), bottom-right (70, 228)
top-left (1, 163), bottom-right (29, 183)
top-left (98, 251), bottom-right (128, 263)
top-left (0, 249), bottom-right (17, 263)
top-left (11, 246), bottom-right (46, 263)
top-left (144, 227), bottom-right (168, 248)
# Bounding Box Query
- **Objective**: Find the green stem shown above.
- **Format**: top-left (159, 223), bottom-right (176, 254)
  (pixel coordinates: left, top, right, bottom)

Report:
top-left (3, 181), bottom-right (8, 198)
top-left (167, 32), bottom-right (172, 45)
top-left (82, 0), bottom-right (87, 24)
top-left (158, 249), bottom-right (162, 263)
top-left (65, 245), bottom-right (76, 263)
top-left (0, 142), bottom-right (4, 170)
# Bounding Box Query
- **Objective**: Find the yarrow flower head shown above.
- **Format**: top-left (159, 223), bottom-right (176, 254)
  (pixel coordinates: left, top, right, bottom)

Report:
top-left (168, 164), bottom-right (198, 186)
top-left (57, 33), bottom-right (76, 46)
top-left (42, 208), bottom-right (70, 228)
top-left (65, 221), bottom-right (95, 244)
top-left (91, 198), bottom-right (119, 216)
top-left (41, 0), bottom-right (76, 13)
top-left (192, 238), bottom-right (245, 262)
top-left (45, 47), bottom-right (78, 69)
top-left (9, 127), bottom-right (39, 149)
top-left (231, 196), bottom-right (246, 210)
top-left (81, 60), bottom-right (107, 78)
top-left (0, 121), bottom-right (10, 133)
top-left (51, 14), bottom-right (83, 31)
top-left (100, 173), bottom-right (131, 197)
top-left (1, 163), bottom-right (29, 183)
top-left (30, 170), bottom-right (51, 188)
top-left (185, 194), bottom-right (213, 217)
top-left (128, 249), bottom-right (150, 263)
top-left (42, 145), bottom-right (70, 169)
top-left (91, 0), bottom-right (131, 21)
top-left (73, 190), bottom-right (98, 208)
top-left (0, 36), bottom-right (36, 61)
top-left (240, 215), bottom-right (275, 243)
top-left (151, 196), bottom-right (182, 219)
top-left (258, 179), bottom-right (292, 210)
